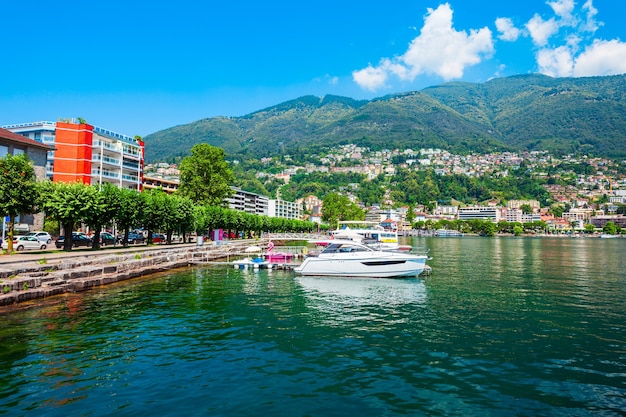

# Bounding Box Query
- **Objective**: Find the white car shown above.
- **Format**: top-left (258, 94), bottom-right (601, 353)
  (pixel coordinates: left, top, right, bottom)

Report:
top-left (26, 231), bottom-right (53, 244)
top-left (2, 236), bottom-right (48, 251)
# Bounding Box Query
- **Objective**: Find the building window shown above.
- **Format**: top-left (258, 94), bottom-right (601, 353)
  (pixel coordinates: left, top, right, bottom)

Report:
top-left (13, 148), bottom-right (25, 155)
top-left (0, 145), bottom-right (7, 158)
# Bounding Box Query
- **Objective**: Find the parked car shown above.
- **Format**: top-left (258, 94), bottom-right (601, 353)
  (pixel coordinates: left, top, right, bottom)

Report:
top-left (55, 233), bottom-right (93, 249)
top-left (26, 231), bottom-right (53, 244)
top-left (98, 232), bottom-right (116, 246)
top-left (2, 236), bottom-right (47, 251)
top-left (151, 233), bottom-right (166, 244)
top-left (116, 232), bottom-right (145, 245)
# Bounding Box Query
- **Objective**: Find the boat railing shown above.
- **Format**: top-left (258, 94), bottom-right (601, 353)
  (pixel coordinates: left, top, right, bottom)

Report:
top-left (268, 245), bottom-right (309, 257)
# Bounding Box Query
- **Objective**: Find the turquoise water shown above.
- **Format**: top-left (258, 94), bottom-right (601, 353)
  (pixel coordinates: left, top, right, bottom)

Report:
top-left (1, 237), bottom-right (625, 416)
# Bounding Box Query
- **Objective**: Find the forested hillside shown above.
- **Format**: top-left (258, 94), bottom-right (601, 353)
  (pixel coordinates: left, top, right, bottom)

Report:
top-left (144, 74), bottom-right (626, 162)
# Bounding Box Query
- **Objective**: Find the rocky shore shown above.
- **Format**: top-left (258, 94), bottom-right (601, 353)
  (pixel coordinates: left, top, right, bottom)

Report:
top-left (0, 241), bottom-right (261, 307)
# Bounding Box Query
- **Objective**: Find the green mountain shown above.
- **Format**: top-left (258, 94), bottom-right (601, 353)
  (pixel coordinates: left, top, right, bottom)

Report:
top-left (144, 74), bottom-right (626, 162)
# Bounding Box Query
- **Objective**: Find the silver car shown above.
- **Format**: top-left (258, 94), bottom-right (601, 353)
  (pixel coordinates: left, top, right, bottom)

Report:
top-left (26, 231), bottom-right (52, 244)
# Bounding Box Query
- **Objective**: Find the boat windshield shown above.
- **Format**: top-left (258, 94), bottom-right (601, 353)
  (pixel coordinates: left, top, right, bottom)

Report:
top-left (321, 243), bottom-right (373, 254)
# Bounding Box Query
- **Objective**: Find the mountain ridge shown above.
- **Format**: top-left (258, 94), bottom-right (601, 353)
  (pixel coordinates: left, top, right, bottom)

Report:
top-left (144, 74), bottom-right (626, 162)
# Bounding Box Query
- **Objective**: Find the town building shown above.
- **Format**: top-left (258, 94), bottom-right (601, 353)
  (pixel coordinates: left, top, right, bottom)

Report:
top-left (590, 215), bottom-right (626, 229)
top-left (227, 188), bottom-right (269, 216)
top-left (506, 200), bottom-right (540, 211)
top-left (268, 199), bottom-right (302, 220)
top-left (143, 175), bottom-right (179, 194)
top-left (0, 128), bottom-right (53, 233)
top-left (457, 206), bottom-right (501, 222)
top-left (3, 120), bottom-right (144, 190)
top-left (503, 208), bottom-right (542, 223)
top-left (562, 208), bottom-right (594, 223)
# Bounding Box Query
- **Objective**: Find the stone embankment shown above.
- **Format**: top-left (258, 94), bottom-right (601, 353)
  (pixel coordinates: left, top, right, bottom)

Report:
top-left (0, 241), bottom-right (261, 307)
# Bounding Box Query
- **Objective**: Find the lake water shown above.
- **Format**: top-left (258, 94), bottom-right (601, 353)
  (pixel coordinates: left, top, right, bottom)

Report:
top-left (1, 237), bottom-right (625, 416)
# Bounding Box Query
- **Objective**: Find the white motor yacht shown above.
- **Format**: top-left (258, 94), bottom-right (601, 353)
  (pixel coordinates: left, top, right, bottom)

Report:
top-left (293, 240), bottom-right (428, 278)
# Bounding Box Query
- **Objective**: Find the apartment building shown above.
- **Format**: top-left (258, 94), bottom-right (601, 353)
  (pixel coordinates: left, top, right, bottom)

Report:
top-left (268, 199), bottom-right (302, 220)
top-left (0, 128), bottom-right (53, 232)
top-left (227, 188), bottom-right (269, 216)
top-left (457, 206), bottom-right (501, 222)
top-left (503, 208), bottom-right (542, 223)
top-left (3, 120), bottom-right (144, 190)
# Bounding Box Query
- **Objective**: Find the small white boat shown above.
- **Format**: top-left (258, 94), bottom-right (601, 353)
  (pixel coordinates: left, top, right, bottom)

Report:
top-left (233, 257), bottom-right (272, 269)
top-left (436, 229), bottom-right (463, 237)
top-left (293, 240), bottom-right (428, 278)
top-left (599, 234), bottom-right (618, 238)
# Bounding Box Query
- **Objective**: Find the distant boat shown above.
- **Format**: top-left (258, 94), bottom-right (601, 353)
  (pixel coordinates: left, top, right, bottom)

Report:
top-left (233, 257), bottom-right (272, 269)
top-left (436, 229), bottom-right (463, 237)
top-left (599, 234), bottom-right (618, 239)
top-left (330, 221), bottom-right (400, 250)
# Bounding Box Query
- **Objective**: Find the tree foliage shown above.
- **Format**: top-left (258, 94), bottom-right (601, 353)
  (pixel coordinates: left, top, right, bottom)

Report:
top-left (0, 154), bottom-right (40, 253)
top-left (82, 183), bottom-right (120, 249)
top-left (178, 143), bottom-right (234, 206)
top-left (321, 193), bottom-right (364, 227)
top-left (38, 181), bottom-right (98, 251)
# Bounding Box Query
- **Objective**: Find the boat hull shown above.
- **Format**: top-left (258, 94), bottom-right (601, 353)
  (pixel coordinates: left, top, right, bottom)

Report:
top-left (294, 255), bottom-right (427, 278)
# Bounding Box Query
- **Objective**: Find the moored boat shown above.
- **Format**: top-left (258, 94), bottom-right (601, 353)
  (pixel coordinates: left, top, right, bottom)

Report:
top-left (330, 221), bottom-right (400, 250)
top-left (436, 229), bottom-right (463, 237)
top-left (293, 240), bottom-right (428, 278)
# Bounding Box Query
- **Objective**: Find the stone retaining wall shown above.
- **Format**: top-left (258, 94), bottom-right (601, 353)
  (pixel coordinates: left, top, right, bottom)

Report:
top-left (0, 243), bottom-right (254, 307)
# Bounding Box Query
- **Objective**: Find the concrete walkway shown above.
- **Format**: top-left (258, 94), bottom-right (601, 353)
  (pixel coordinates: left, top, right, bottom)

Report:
top-left (0, 243), bottom-right (200, 271)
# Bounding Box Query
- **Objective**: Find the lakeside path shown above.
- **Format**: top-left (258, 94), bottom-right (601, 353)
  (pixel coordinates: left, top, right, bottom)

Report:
top-left (0, 241), bottom-right (265, 308)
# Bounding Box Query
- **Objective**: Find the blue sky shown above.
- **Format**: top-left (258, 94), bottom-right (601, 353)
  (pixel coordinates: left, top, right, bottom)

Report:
top-left (2, 0), bottom-right (625, 137)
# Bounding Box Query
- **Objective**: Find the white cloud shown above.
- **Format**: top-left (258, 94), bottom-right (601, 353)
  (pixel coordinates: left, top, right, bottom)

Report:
top-left (536, 46), bottom-right (574, 76)
top-left (352, 65), bottom-right (389, 91)
top-left (548, 0), bottom-right (576, 21)
top-left (353, 3), bottom-right (493, 91)
top-left (526, 14), bottom-right (559, 46)
top-left (581, 0), bottom-right (601, 32)
top-left (537, 39), bottom-right (626, 77)
top-left (501, 0), bottom-right (625, 78)
top-left (495, 17), bottom-right (520, 41)
top-left (572, 39), bottom-right (626, 76)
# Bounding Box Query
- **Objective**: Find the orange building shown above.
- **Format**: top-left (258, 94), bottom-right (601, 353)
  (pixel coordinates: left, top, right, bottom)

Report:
top-left (3, 120), bottom-right (144, 190)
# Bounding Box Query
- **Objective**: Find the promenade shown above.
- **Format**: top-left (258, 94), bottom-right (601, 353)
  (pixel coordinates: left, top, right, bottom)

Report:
top-left (0, 240), bottom-right (266, 307)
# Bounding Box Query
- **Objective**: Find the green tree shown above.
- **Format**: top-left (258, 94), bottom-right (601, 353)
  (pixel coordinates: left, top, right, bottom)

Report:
top-left (177, 143), bottom-right (234, 206)
top-left (163, 194), bottom-right (195, 244)
top-left (115, 188), bottom-right (145, 246)
top-left (38, 181), bottom-right (96, 251)
top-left (0, 154), bottom-right (40, 254)
top-left (519, 204), bottom-right (533, 214)
top-left (405, 204), bottom-right (416, 226)
top-left (143, 189), bottom-right (170, 244)
top-left (603, 221), bottom-right (617, 235)
top-left (549, 205), bottom-right (565, 218)
top-left (83, 183), bottom-right (120, 249)
top-left (321, 192), bottom-right (364, 227)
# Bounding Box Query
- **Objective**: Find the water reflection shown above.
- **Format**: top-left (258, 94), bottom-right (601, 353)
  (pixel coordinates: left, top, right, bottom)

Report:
top-left (1, 237), bottom-right (625, 416)
top-left (296, 276), bottom-right (427, 327)
top-left (297, 276), bottom-right (427, 305)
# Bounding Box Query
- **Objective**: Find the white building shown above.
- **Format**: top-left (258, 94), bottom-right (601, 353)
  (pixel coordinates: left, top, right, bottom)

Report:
top-left (268, 199), bottom-right (302, 220)
top-left (458, 206), bottom-right (501, 222)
